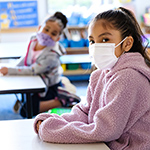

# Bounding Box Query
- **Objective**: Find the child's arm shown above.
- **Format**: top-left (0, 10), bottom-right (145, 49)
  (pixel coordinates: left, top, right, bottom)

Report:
top-left (34, 86), bottom-right (92, 134)
top-left (0, 56), bottom-right (25, 75)
top-left (3, 52), bottom-right (58, 75)
top-left (33, 69), bottom-right (146, 144)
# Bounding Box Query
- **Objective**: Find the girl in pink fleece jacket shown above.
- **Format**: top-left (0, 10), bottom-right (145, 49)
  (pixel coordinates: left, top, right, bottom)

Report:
top-left (34, 7), bottom-right (150, 150)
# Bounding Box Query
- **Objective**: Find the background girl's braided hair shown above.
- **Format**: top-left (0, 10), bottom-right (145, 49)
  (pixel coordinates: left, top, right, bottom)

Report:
top-left (45, 12), bottom-right (68, 34)
top-left (53, 12), bottom-right (68, 29)
top-left (91, 7), bottom-right (150, 67)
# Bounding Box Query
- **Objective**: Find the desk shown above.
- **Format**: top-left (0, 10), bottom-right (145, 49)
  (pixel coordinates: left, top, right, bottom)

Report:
top-left (0, 42), bottom-right (27, 59)
top-left (0, 76), bottom-right (46, 118)
top-left (0, 119), bottom-right (110, 150)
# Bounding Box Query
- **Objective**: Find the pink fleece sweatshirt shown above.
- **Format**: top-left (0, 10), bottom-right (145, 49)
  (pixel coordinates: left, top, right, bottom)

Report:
top-left (34, 53), bottom-right (150, 150)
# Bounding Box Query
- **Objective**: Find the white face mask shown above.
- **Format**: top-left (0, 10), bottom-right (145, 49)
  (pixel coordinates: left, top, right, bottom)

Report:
top-left (89, 37), bottom-right (127, 70)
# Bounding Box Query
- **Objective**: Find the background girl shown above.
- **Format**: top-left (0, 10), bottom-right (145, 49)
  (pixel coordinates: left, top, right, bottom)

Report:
top-left (0, 12), bottom-right (81, 118)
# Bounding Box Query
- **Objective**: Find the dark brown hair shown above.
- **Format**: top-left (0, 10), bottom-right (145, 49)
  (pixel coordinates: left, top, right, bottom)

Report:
top-left (45, 12), bottom-right (68, 34)
top-left (90, 7), bottom-right (150, 66)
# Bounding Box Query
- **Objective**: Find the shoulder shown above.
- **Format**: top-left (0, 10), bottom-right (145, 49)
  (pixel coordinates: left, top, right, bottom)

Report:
top-left (106, 68), bottom-right (147, 92)
top-left (52, 42), bottom-right (66, 56)
top-left (112, 68), bottom-right (144, 82)
top-left (103, 67), bottom-right (150, 107)
top-left (90, 69), bottom-right (109, 82)
top-left (38, 49), bottom-right (60, 65)
top-left (90, 69), bottom-right (102, 79)
top-left (29, 33), bottom-right (37, 41)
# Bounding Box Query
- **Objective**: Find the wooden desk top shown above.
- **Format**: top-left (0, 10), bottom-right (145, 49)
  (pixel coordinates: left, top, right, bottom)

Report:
top-left (0, 119), bottom-right (110, 150)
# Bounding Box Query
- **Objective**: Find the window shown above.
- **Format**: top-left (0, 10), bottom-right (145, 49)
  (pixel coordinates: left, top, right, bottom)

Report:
top-left (46, 0), bottom-right (121, 26)
top-left (47, 0), bottom-right (92, 15)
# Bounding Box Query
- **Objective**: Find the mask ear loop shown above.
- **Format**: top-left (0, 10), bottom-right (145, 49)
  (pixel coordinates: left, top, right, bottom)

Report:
top-left (115, 37), bottom-right (128, 48)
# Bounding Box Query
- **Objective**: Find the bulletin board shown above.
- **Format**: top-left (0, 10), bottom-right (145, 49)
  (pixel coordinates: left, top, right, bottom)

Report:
top-left (0, 0), bottom-right (38, 29)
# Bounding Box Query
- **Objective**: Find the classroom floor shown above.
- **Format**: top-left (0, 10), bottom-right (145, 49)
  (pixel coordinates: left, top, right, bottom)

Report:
top-left (0, 80), bottom-right (89, 120)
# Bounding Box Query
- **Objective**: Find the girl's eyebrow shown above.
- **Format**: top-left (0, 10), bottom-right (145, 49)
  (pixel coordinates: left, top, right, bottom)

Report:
top-left (88, 32), bottom-right (112, 39)
top-left (45, 26), bottom-right (58, 34)
top-left (98, 32), bottom-right (112, 37)
top-left (45, 26), bottom-right (50, 29)
top-left (53, 30), bottom-right (58, 34)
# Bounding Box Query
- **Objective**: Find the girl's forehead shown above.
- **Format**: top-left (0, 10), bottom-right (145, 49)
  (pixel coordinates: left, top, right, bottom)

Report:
top-left (88, 20), bottom-right (109, 35)
top-left (89, 20), bottom-right (113, 31)
top-left (46, 21), bottom-right (61, 32)
top-left (88, 20), bottom-right (121, 38)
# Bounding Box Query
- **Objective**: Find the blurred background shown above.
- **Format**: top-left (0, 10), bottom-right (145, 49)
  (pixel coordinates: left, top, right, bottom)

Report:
top-left (1, 0), bottom-right (150, 43)
top-left (0, 0), bottom-right (150, 120)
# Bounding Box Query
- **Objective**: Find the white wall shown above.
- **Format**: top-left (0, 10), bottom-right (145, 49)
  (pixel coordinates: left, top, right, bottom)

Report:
top-left (122, 0), bottom-right (150, 23)
top-left (135, 0), bottom-right (150, 23)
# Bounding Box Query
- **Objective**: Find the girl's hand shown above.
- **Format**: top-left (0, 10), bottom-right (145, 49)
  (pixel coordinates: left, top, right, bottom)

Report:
top-left (36, 120), bottom-right (43, 133)
top-left (0, 67), bottom-right (8, 75)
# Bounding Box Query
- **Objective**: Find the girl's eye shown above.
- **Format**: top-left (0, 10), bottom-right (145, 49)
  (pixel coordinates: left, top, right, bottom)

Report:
top-left (52, 32), bottom-right (57, 36)
top-left (102, 38), bottom-right (109, 42)
top-left (89, 40), bottom-right (95, 45)
top-left (45, 29), bottom-right (49, 32)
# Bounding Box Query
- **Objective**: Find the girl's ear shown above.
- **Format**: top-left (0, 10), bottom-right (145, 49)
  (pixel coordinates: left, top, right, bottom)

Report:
top-left (123, 36), bottom-right (134, 52)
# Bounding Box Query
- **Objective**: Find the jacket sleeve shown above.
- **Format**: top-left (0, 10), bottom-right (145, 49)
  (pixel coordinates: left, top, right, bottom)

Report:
top-left (33, 85), bottom-right (92, 132)
top-left (7, 53), bottom-right (59, 75)
top-left (32, 53), bottom-right (60, 74)
top-left (35, 69), bottom-right (145, 144)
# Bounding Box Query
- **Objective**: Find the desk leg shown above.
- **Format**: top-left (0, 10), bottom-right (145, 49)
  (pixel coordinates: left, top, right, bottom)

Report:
top-left (21, 93), bottom-right (25, 103)
top-left (26, 93), bottom-right (33, 119)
